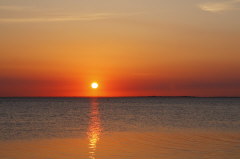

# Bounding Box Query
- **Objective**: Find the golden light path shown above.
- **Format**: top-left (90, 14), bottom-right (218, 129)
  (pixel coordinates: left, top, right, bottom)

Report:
top-left (87, 98), bottom-right (102, 159)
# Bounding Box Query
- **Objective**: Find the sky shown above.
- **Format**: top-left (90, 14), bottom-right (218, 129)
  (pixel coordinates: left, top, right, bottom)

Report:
top-left (0, 0), bottom-right (240, 97)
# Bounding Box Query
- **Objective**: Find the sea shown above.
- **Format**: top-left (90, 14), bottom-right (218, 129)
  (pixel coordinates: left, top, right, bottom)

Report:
top-left (0, 97), bottom-right (240, 159)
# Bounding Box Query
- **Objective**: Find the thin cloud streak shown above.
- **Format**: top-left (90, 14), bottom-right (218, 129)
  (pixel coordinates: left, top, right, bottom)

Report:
top-left (0, 13), bottom-right (119, 23)
top-left (0, 4), bottom-right (140, 23)
top-left (199, 0), bottom-right (240, 13)
top-left (0, 5), bottom-right (32, 11)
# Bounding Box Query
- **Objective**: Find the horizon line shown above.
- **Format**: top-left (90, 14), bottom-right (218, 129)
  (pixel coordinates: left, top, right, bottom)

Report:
top-left (0, 96), bottom-right (239, 98)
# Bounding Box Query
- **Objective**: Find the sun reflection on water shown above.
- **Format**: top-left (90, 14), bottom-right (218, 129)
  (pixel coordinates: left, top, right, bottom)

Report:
top-left (87, 98), bottom-right (102, 159)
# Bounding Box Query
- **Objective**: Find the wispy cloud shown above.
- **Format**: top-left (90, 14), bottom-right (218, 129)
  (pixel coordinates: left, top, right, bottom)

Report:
top-left (0, 4), bottom-right (139, 23)
top-left (199, 0), bottom-right (240, 13)
top-left (0, 5), bottom-right (36, 12)
top-left (0, 13), bottom-right (116, 23)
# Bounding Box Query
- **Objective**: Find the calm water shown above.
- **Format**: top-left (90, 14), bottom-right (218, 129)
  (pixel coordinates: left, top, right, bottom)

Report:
top-left (0, 97), bottom-right (240, 159)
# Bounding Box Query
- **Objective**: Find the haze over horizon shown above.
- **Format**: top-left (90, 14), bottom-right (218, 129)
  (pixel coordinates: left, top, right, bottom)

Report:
top-left (1, 0), bottom-right (240, 97)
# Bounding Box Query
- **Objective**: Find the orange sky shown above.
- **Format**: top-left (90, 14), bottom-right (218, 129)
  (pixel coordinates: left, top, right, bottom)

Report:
top-left (0, 0), bottom-right (240, 97)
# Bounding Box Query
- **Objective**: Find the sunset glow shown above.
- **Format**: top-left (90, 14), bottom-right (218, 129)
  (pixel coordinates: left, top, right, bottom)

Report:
top-left (1, 1), bottom-right (240, 159)
top-left (0, 0), bottom-right (239, 97)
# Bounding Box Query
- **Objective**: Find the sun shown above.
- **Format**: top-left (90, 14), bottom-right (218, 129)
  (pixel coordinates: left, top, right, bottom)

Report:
top-left (91, 82), bottom-right (99, 89)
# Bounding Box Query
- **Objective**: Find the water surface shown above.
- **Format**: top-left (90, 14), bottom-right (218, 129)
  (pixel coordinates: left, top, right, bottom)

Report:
top-left (0, 97), bottom-right (240, 159)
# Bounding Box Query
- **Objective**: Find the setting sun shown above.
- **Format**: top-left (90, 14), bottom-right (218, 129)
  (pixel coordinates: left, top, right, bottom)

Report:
top-left (91, 82), bottom-right (99, 89)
